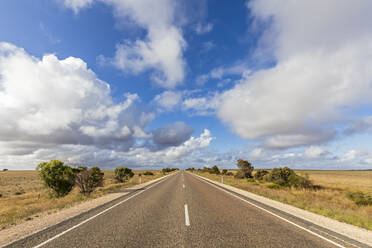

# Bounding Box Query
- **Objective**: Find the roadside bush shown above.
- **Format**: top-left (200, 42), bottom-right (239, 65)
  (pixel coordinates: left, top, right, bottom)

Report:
top-left (114, 167), bottom-right (134, 183)
top-left (247, 178), bottom-right (255, 183)
top-left (186, 167), bottom-right (195, 171)
top-left (74, 166), bottom-right (104, 196)
top-left (225, 172), bottom-right (234, 176)
top-left (346, 191), bottom-right (372, 206)
top-left (264, 167), bottom-right (314, 189)
top-left (2, 168), bottom-right (8, 171)
top-left (254, 169), bottom-right (269, 181)
top-left (267, 183), bottom-right (281, 189)
top-left (143, 171), bottom-right (154, 176)
top-left (221, 169), bottom-right (228, 175)
top-left (210, 165), bottom-right (220, 175)
top-left (36, 160), bottom-right (74, 197)
top-left (236, 159), bottom-right (254, 178)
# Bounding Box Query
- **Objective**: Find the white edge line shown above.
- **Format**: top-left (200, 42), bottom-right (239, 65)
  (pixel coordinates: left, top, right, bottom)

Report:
top-left (33, 175), bottom-right (172, 248)
top-left (184, 204), bottom-right (190, 226)
top-left (190, 173), bottom-right (346, 248)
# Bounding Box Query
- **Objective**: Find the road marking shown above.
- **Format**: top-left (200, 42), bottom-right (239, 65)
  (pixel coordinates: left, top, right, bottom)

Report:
top-left (183, 184), bottom-right (185, 189)
top-left (184, 204), bottom-right (190, 226)
top-left (32, 176), bottom-right (172, 248)
top-left (191, 174), bottom-right (346, 248)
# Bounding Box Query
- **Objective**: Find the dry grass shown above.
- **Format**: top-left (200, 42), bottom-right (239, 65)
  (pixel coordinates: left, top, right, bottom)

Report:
top-left (195, 170), bottom-right (372, 231)
top-left (0, 170), bottom-right (163, 229)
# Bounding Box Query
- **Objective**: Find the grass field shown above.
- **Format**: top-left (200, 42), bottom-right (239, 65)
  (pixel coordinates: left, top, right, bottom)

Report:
top-left (0, 170), bottom-right (163, 229)
top-left (194, 170), bottom-right (372, 231)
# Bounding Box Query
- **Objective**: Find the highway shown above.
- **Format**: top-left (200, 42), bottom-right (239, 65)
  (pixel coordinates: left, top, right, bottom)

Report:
top-left (6, 171), bottom-right (364, 248)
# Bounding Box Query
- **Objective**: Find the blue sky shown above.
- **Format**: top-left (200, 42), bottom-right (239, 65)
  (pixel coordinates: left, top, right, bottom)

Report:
top-left (1, 0), bottom-right (372, 170)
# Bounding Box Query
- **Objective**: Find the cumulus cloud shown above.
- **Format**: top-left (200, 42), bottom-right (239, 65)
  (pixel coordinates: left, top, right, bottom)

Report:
top-left (0, 43), bottom-right (212, 169)
top-left (217, 1), bottom-right (372, 149)
top-left (153, 91), bottom-right (181, 112)
top-left (64, 0), bottom-right (186, 88)
top-left (0, 42), bottom-right (149, 150)
top-left (151, 122), bottom-right (193, 148)
top-left (135, 129), bottom-right (213, 163)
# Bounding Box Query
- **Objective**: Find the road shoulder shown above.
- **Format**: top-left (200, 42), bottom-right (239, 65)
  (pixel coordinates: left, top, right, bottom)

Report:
top-left (0, 173), bottom-right (174, 247)
top-left (190, 172), bottom-right (372, 247)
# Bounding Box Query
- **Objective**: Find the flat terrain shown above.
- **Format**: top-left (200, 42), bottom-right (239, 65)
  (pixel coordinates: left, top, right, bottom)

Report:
top-left (6, 172), bottom-right (360, 248)
top-left (0, 170), bottom-right (162, 229)
top-left (194, 170), bottom-right (372, 230)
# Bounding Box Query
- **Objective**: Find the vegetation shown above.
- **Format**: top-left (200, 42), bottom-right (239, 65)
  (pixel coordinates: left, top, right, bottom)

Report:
top-left (114, 167), bottom-right (134, 183)
top-left (36, 160), bottom-right (74, 197)
top-left (192, 168), bottom-right (372, 230)
top-left (74, 167), bottom-right (104, 196)
top-left (161, 168), bottom-right (178, 174)
top-left (0, 169), bottom-right (163, 229)
top-left (222, 169), bottom-right (228, 175)
top-left (235, 159), bottom-right (254, 178)
top-left (186, 167), bottom-right (195, 171)
top-left (254, 169), bottom-right (269, 181)
top-left (143, 171), bottom-right (154, 176)
top-left (346, 191), bottom-right (372, 206)
top-left (263, 167), bottom-right (313, 189)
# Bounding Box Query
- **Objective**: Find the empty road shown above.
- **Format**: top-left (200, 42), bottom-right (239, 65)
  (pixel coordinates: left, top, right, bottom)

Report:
top-left (6, 172), bottom-right (366, 248)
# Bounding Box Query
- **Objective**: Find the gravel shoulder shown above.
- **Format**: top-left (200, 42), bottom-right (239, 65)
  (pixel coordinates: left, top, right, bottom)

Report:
top-left (0, 174), bottom-right (171, 247)
top-left (191, 172), bottom-right (372, 247)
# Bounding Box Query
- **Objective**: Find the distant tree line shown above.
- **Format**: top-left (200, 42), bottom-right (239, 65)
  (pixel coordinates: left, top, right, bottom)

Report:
top-left (188, 159), bottom-right (315, 189)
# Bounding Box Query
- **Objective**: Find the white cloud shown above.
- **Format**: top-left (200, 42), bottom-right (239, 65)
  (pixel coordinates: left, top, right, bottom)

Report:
top-left (0, 42), bottom-right (150, 148)
top-left (182, 93), bottom-right (220, 116)
top-left (217, 1), bottom-right (372, 149)
top-left (153, 91), bottom-right (181, 112)
top-left (304, 146), bottom-right (325, 159)
top-left (135, 129), bottom-right (213, 163)
top-left (0, 43), bottom-right (214, 169)
top-left (63, 0), bottom-right (93, 13)
top-left (64, 0), bottom-right (187, 88)
top-left (196, 63), bottom-right (251, 85)
top-left (195, 22), bottom-right (213, 34)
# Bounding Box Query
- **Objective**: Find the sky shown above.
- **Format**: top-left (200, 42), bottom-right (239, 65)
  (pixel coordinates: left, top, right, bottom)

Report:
top-left (1, 0), bottom-right (372, 170)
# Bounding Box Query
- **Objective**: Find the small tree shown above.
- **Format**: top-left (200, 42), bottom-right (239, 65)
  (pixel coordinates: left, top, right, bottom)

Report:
top-left (36, 160), bottom-right (74, 197)
top-left (236, 159), bottom-right (254, 178)
top-left (221, 169), bottom-right (228, 175)
top-left (114, 167), bottom-right (134, 183)
top-left (74, 166), bottom-right (104, 196)
top-left (211, 165), bottom-right (220, 175)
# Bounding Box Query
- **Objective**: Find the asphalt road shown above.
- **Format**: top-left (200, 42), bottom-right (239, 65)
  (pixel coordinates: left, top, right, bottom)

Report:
top-left (6, 171), bottom-right (364, 248)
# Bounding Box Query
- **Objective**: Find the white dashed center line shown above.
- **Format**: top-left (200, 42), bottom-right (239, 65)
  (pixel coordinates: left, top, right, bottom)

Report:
top-left (184, 204), bottom-right (190, 226)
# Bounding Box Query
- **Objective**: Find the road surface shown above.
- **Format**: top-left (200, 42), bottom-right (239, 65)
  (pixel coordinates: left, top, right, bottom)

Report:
top-left (6, 171), bottom-right (366, 248)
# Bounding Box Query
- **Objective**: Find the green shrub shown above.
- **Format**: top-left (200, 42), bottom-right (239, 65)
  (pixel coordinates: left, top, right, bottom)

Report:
top-left (210, 165), bottom-right (220, 175)
top-left (234, 170), bottom-right (245, 179)
top-left (225, 172), bottom-right (234, 176)
top-left (36, 160), bottom-right (74, 197)
top-left (143, 171), bottom-right (154, 176)
top-left (247, 178), bottom-right (255, 183)
top-left (254, 169), bottom-right (269, 181)
top-left (264, 167), bottom-right (314, 189)
top-left (237, 159), bottom-right (254, 178)
top-left (346, 191), bottom-right (372, 206)
top-left (74, 166), bottom-right (104, 196)
top-left (267, 183), bottom-right (281, 189)
top-left (114, 167), bottom-right (134, 183)
top-left (222, 169), bottom-right (228, 175)
top-left (0, 193), bottom-right (2, 198)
